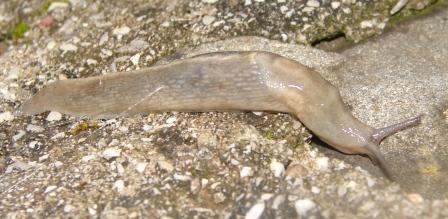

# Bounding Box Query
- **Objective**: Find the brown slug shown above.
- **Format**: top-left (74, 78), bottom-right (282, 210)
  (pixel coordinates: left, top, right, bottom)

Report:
top-left (20, 51), bottom-right (421, 179)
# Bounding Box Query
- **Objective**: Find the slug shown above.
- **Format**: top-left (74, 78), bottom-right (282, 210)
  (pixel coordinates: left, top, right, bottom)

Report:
top-left (20, 51), bottom-right (421, 179)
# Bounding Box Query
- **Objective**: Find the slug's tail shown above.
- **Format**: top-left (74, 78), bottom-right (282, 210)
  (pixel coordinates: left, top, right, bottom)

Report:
top-left (365, 115), bottom-right (421, 180)
top-left (19, 83), bottom-right (58, 116)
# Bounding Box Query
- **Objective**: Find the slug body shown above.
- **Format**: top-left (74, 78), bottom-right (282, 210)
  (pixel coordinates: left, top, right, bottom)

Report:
top-left (21, 51), bottom-right (420, 178)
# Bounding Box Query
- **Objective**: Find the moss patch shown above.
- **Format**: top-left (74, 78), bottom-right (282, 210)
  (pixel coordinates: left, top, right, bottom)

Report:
top-left (10, 22), bottom-right (28, 40)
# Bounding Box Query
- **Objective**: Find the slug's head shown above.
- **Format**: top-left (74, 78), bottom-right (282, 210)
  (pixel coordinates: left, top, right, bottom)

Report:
top-left (361, 115), bottom-right (421, 180)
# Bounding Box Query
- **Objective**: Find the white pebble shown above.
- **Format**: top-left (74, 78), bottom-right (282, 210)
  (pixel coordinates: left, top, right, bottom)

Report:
top-left (112, 26), bottom-right (131, 36)
top-left (269, 161), bottom-right (285, 177)
top-left (302, 7), bottom-right (315, 13)
top-left (102, 148), bottom-right (121, 160)
top-left (240, 166), bottom-right (253, 178)
top-left (60, 43), bottom-right (78, 52)
top-left (108, 139), bottom-right (120, 146)
top-left (161, 21), bottom-right (170, 27)
top-left (130, 53), bottom-right (141, 66)
top-left (81, 154), bottom-right (96, 162)
top-left (47, 2), bottom-right (69, 12)
top-left (366, 177), bottom-right (376, 187)
top-left (99, 33), bottom-right (109, 46)
top-left (201, 178), bottom-right (209, 187)
top-left (245, 0), bottom-right (252, 6)
top-left (311, 186), bottom-right (320, 194)
top-left (331, 1), bottom-right (341, 9)
top-left (114, 180), bottom-right (125, 192)
top-left (44, 185), bottom-right (57, 193)
top-left (315, 157), bottom-right (329, 170)
top-left (54, 161), bottom-right (63, 168)
top-left (142, 124), bottom-right (153, 131)
top-left (135, 162), bottom-right (147, 173)
top-left (252, 111), bottom-right (263, 116)
top-left (47, 41), bottom-right (56, 50)
top-left (294, 199), bottom-right (316, 216)
top-left (202, 15), bottom-right (216, 25)
top-left (39, 154), bottom-right (49, 162)
top-left (280, 5), bottom-right (288, 13)
top-left (51, 132), bottom-right (66, 140)
top-left (166, 116), bottom-right (177, 124)
top-left (87, 59), bottom-right (98, 65)
top-left (46, 111), bottom-right (62, 121)
top-left (29, 141), bottom-right (38, 149)
top-left (202, 0), bottom-right (218, 3)
top-left (64, 204), bottom-right (73, 213)
top-left (157, 160), bottom-right (174, 172)
top-left (245, 202), bottom-right (265, 219)
top-left (307, 0), bottom-right (320, 7)
top-left (13, 130), bottom-right (26, 141)
top-left (272, 195), bottom-right (285, 209)
top-left (173, 173), bottom-right (192, 181)
top-left (26, 124), bottom-right (45, 133)
top-left (0, 111), bottom-right (14, 123)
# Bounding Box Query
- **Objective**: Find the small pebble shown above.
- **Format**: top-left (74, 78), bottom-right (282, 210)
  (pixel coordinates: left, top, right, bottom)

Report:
top-left (130, 53), bottom-right (141, 66)
top-left (39, 154), bottom-right (49, 162)
top-left (202, 16), bottom-right (216, 25)
top-left (173, 173), bottom-right (192, 181)
top-left (26, 124), bottom-right (45, 133)
top-left (157, 160), bottom-right (174, 172)
top-left (245, 202), bottom-right (265, 219)
top-left (108, 139), bottom-right (120, 146)
top-left (44, 185), bottom-right (57, 193)
top-left (269, 161), bottom-right (285, 177)
top-left (47, 2), bottom-right (69, 12)
top-left (46, 111), bottom-right (62, 121)
top-left (407, 193), bottom-right (424, 204)
top-left (102, 148), bottom-right (121, 160)
top-left (135, 162), bottom-right (147, 173)
top-left (272, 195), bottom-right (285, 209)
top-left (112, 26), bottom-right (131, 36)
top-left (60, 43), bottom-right (78, 52)
top-left (315, 157), bottom-right (329, 171)
top-left (202, 0), bottom-right (218, 3)
top-left (114, 180), bottom-right (125, 192)
top-left (331, 1), bottom-right (341, 9)
top-left (13, 130), bottom-right (26, 141)
top-left (201, 178), bottom-right (209, 187)
top-left (166, 116), bottom-right (177, 124)
top-left (81, 155), bottom-right (96, 162)
top-left (294, 199), bottom-right (316, 216)
top-left (306, 0), bottom-right (320, 7)
top-left (240, 166), bottom-right (253, 178)
top-left (87, 59), bottom-right (98, 65)
top-left (29, 141), bottom-right (39, 149)
top-left (64, 204), bottom-right (73, 213)
top-left (99, 33), bottom-right (109, 46)
top-left (0, 111), bottom-right (14, 123)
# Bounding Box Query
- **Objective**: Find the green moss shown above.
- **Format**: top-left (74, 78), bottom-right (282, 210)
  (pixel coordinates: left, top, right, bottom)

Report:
top-left (264, 131), bottom-right (274, 140)
top-left (10, 22), bottom-right (28, 40)
top-left (70, 120), bottom-right (99, 135)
